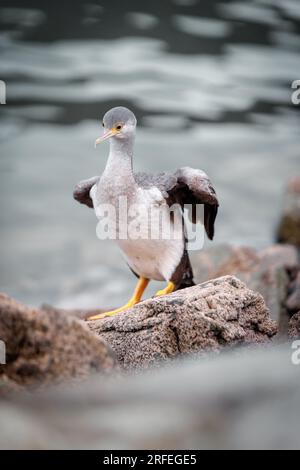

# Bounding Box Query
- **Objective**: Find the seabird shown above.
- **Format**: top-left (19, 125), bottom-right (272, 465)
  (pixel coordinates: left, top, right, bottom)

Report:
top-left (74, 107), bottom-right (219, 320)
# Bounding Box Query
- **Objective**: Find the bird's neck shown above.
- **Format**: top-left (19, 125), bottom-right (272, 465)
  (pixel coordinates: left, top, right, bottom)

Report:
top-left (104, 137), bottom-right (135, 182)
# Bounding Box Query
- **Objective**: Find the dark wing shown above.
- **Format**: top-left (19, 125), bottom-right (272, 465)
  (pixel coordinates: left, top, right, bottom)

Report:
top-left (73, 176), bottom-right (100, 209)
top-left (174, 167), bottom-right (218, 240)
top-left (135, 167), bottom-right (219, 240)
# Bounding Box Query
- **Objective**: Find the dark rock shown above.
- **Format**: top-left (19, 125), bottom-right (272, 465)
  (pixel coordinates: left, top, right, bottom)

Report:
top-left (0, 294), bottom-right (117, 388)
top-left (88, 276), bottom-right (277, 370)
top-left (277, 176), bottom-right (300, 247)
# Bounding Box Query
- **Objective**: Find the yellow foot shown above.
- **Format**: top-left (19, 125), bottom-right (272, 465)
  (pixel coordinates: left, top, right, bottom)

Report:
top-left (88, 300), bottom-right (137, 321)
top-left (87, 277), bottom-right (149, 321)
top-left (155, 281), bottom-right (175, 297)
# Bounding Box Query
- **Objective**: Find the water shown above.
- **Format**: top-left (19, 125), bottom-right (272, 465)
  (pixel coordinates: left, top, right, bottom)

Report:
top-left (0, 0), bottom-right (299, 309)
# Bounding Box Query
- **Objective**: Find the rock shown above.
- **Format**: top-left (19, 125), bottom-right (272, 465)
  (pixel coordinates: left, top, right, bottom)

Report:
top-left (0, 294), bottom-right (117, 388)
top-left (277, 176), bottom-right (300, 247)
top-left (88, 276), bottom-right (277, 370)
top-left (288, 312), bottom-right (300, 338)
top-left (192, 244), bottom-right (259, 283)
top-left (286, 267), bottom-right (300, 315)
top-left (0, 343), bottom-right (298, 450)
top-left (192, 244), bottom-right (299, 329)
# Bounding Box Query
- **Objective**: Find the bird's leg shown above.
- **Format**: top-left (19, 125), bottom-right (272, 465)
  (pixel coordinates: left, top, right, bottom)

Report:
top-left (87, 277), bottom-right (149, 321)
top-left (155, 281), bottom-right (175, 297)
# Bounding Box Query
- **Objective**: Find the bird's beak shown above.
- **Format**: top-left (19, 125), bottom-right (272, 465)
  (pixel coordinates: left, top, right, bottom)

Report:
top-left (94, 128), bottom-right (117, 148)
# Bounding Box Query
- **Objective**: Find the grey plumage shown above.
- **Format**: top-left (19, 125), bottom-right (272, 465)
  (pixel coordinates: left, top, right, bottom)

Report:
top-left (103, 106), bottom-right (137, 129)
top-left (73, 167), bottom-right (218, 240)
top-left (73, 106), bottom-right (219, 289)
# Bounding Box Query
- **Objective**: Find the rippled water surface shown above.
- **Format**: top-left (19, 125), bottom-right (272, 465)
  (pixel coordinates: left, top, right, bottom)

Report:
top-left (0, 0), bottom-right (299, 307)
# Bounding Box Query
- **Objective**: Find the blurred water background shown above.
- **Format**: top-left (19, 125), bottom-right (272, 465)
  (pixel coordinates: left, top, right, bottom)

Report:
top-left (0, 0), bottom-right (299, 309)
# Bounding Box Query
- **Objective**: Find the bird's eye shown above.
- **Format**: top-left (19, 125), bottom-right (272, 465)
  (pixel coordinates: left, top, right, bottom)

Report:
top-left (102, 122), bottom-right (104, 127)
top-left (116, 125), bottom-right (122, 131)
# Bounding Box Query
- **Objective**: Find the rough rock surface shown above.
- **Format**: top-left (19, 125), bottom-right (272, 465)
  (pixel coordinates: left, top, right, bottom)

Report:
top-left (192, 244), bottom-right (299, 330)
top-left (288, 312), bottom-right (300, 339)
top-left (0, 343), bottom-right (298, 450)
top-left (88, 276), bottom-right (277, 370)
top-left (0, 294), bottom-right (117, 388)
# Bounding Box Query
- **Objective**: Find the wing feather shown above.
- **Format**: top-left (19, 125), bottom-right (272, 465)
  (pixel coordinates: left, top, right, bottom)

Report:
top-left (74, 167), bottom-right (219, 240)
top-left (136, 167), bottom-right (219, 240)
top-left (173, 167), bottom-right (219, 240)
top-left (73, 175), bottom-right (100, 208)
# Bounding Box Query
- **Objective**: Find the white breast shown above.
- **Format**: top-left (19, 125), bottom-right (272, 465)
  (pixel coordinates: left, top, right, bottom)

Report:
top-left (92, 184), bottom-right (184, 281)
top-left (118, 187), bottom-right (184, 281)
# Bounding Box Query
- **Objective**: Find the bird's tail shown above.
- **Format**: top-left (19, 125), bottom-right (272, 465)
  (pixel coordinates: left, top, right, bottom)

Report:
top-left (174, 252), bottom-right (195, 290)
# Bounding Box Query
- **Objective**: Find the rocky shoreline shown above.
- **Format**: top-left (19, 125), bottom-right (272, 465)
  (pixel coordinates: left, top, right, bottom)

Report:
top-left (0, 177), bottom-right (299, 448)
top-left (0, 243), bottom-right (299, 388)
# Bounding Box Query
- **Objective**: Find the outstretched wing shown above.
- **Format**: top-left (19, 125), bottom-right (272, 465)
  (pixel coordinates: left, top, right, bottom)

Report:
top-left (73, 176), bottom-right (100, 208)
top-left (170, 167), bottom-right (219, 240)
top-left (135, 167), bottom-right (219, 240)
top-left (74, 167), bottom-right (219, 239)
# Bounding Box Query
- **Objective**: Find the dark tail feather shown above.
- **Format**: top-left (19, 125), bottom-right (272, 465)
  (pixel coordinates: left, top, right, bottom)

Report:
top-left (176, 276), bottom-right (195, 290)
top-left (173, 251), bottom-right (195, 290)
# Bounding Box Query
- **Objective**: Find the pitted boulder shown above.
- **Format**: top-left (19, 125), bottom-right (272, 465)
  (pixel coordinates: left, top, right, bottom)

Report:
top-left (0, 294), bottom-right (117, 388)
top-left (89, 276), bottom-right (277, 370)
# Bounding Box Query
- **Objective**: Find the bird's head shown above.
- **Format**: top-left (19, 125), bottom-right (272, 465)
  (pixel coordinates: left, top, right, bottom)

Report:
top-left (95, 106), bottom-right (137, 147)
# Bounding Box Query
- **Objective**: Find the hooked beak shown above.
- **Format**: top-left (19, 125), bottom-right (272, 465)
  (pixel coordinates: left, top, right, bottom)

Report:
top-left (94, 128), bottom-right (118, 148)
